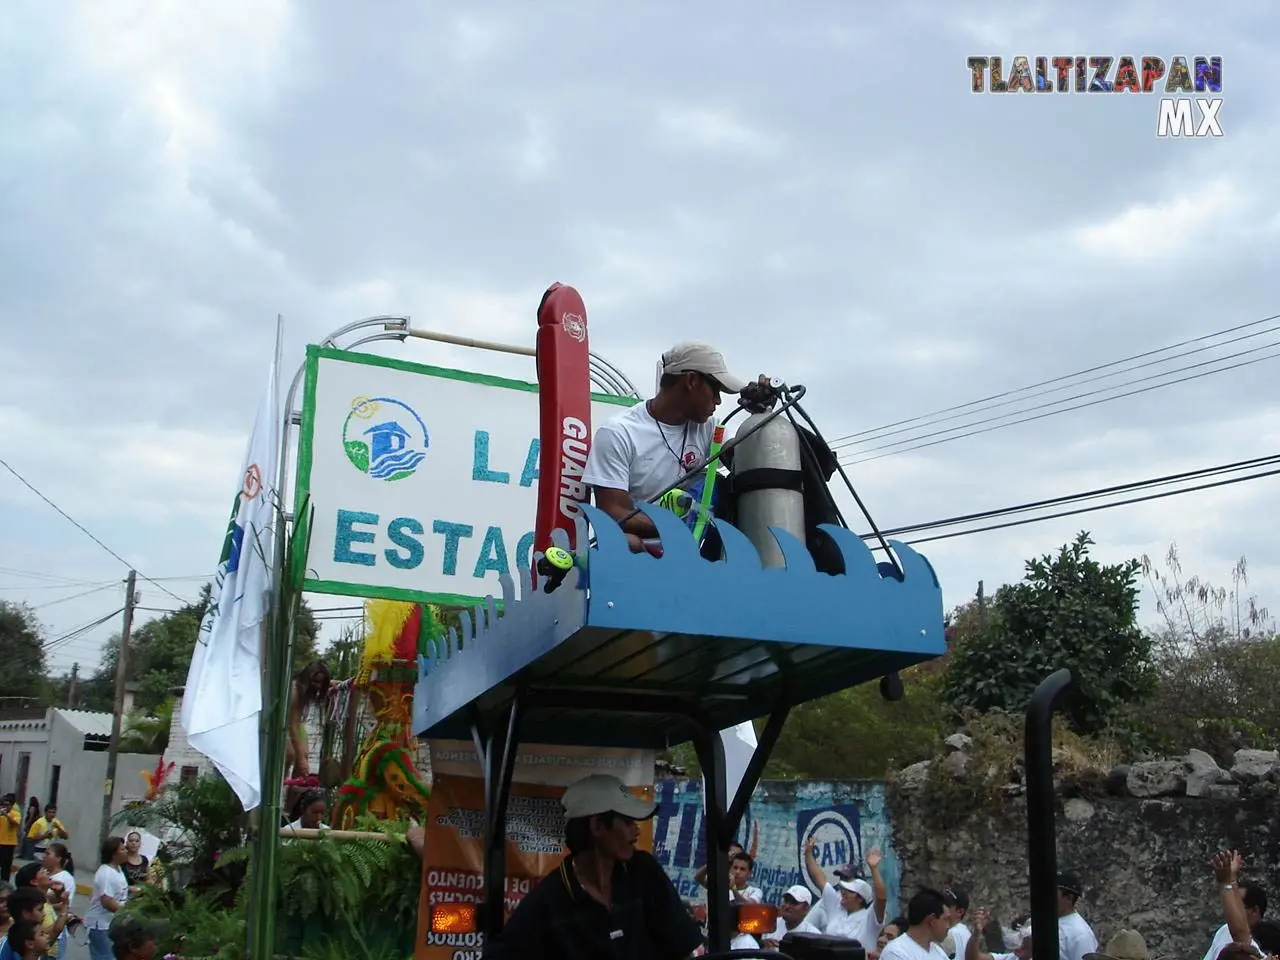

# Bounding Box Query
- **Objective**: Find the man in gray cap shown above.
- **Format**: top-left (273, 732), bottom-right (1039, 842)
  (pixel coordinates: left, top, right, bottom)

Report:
top-left (582, 341), bottom-right (758, 551)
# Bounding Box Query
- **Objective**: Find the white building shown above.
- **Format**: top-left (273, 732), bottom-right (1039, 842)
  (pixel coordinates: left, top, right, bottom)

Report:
top-left (0, 709), bottom-right (160, 871)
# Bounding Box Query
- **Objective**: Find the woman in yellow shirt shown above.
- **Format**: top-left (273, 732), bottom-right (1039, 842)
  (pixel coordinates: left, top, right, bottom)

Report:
top-left (23, 809), bottom-right (66, 861)
top-left (0, 796), bottom-right (21, 882)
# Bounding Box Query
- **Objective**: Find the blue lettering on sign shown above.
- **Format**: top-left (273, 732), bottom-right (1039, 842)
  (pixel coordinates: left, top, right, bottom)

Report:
top-left (515, 531), bottom-right (535, 570)
top-left (473, 526), bottom-right (508, 578)
top-left (330, 510), bottom-right (538, 581)
top-left (385, 517), bottom-right (425, 569)
top-left (468, 434), bottom-right (541, 488)
top-left (334, 510), bottom-right (378, 566)
top-left (472, 431), bottom-right (510, 484)
top-left (432, 520), bottom-right (474, 576)
top-left (519, 439), bottom-right (539, 487)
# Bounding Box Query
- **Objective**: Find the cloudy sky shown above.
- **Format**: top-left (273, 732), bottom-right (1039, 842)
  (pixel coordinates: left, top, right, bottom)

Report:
top-left (2, 0), bottom-right (1277, 680)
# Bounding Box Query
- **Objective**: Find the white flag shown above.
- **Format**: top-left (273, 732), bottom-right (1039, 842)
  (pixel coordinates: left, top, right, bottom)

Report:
top-left (180, 319), bottom-right (282, 810)
top-left (721, 721), bottom-right (758, 805)
top-left (701, 721), bottom-right (759, 819)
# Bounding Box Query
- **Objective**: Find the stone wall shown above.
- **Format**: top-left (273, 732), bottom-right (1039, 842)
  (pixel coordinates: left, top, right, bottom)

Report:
top-left (890, 748), bottom-right (1280, 959)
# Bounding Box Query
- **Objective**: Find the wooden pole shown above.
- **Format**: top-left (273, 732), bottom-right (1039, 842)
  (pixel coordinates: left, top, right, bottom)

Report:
top-left (100, 570), bottom-right (137, 845)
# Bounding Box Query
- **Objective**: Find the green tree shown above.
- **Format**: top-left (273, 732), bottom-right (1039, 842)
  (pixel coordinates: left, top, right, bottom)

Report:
top-left (764, 665), bottom-right (948, 779)
top-left (118, 698), bottom-right (175, 753)
top-left (661, 663), bottom-right (949, 781)
top-left (0, 601), bottom-right (49, 706)
top-left (941, 531), bottom-right (1155, 736)
top-left (1132, 544), bottom-right (1279, 759)
top-left (80, 586), bottom-right (321, 713)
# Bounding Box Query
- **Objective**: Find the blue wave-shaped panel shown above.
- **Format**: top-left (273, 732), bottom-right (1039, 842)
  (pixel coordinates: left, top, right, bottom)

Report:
top-left (370, 449), bottom-right (427, 478)
top-left (412, 509), bottom-right (945, 741)
top-left (577, 503), bottom-right (944, 653)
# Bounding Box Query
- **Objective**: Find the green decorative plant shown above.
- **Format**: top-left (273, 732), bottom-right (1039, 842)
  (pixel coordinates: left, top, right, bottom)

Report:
top-left (112, 773), bottom-right (251, 897)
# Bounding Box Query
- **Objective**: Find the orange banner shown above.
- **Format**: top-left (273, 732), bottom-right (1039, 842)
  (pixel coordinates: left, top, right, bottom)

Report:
top-left (415, 773), bottom-right (654, 959)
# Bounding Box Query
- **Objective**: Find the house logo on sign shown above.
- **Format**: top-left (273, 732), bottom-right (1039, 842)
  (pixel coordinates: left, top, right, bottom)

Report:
top-left (562, 313), bottom-right (587, 343)
top-left (341, 396), bottom-right (431, 482)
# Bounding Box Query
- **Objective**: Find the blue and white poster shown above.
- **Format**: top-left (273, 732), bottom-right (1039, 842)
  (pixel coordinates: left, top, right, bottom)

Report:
top-left (651, 778), bottom-right (901, 917)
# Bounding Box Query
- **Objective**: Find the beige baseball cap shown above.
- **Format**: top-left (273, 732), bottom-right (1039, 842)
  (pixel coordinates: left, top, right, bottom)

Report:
top-left (561, 774), bottom-right (658, 821)
top-left (660, 341), bottom-right (749, 393)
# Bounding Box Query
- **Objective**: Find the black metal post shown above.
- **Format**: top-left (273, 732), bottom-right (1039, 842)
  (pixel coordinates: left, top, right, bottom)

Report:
top-left (694, 725), bottom-right (732, 952)
top-left (480, 697), bottom-right (524, 939)
top-left (1026, 669), bottom-right (1072, 960)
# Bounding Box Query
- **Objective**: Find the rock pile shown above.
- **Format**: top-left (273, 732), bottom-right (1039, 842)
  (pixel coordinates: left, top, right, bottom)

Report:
top-left (1114, 748), bottom-right (1280, 800)
top-left (893, 737), bottom-right (1280, 802)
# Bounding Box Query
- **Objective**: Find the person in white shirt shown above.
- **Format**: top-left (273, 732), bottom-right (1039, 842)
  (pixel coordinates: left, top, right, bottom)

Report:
top-left (872, 917), bottom-right (909, 959)
top-left (284, 790), bottom-right (330, 835)
top-left (1209, 849), bottom-right (1280, 960)
top-left (943, 886), bottom-right (973, 960)
top-left (763, 885), bottom-right (824, 949)
top-left (1202, 875), bottom-right (1266, 960)
top-left (805, 844), bottom-right (888, 945)
top-left (881, 889), bottom-right (953, 960)
top-left (1055, 872), bottom-right (1099, 960)
top-left (727, 852), bottom-right (763, 904)
top-left (581, 341), bottom-right (755, 552)
top-left (85, 837), bottom-right (130, 960)
top-left (963, 909), bottom-right (1031, 960)
top-left (41, 843), bottom-right (76, 913)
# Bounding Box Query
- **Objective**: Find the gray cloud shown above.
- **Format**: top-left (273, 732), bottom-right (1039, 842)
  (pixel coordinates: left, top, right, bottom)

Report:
top-left (2, 0), bottom-right (1277, 673)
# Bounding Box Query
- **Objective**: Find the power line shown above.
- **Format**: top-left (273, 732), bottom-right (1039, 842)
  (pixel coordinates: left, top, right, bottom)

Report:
top-left (839, 346), bottom-right (1280, 465)
top-left (0, 457), bottom-right (192, 606)
top-left (43, 608), bottom-right (125, 652)
top-left (831, 320), bottom-right (1280, 453)
top-left (31, 583), bottom-right (121, 611)
top-left (859, 459), bottom-right (1280, 547)
top-left (0, 567), bottom-right (107, 586)
top-left (828, 311), bottom-right (1280, 448)
top-left (871, 453), bottom-right (1280, 538)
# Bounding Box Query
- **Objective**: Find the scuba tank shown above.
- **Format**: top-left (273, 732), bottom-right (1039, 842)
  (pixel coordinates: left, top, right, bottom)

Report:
top-left (729, 411), bottom-right (806, 569)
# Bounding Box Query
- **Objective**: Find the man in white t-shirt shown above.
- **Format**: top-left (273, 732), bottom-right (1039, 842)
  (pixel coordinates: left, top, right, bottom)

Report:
top-left (763, 885), bottom-right (824, 949)
top-left (581, 341), bottom-right (751, 551)
top-left (962, 909), bottom-right (1031, 960)
top-left (805, 844), bottom-right (888, 945)
top-left (943, 885), bottom-right (972, 959)
top-left (1201, 876), bottom-right (1267, 960)
top-left (1055, 872), bottom-right (1098, 960)
top-left (881, 889), bottom-right (952, 960)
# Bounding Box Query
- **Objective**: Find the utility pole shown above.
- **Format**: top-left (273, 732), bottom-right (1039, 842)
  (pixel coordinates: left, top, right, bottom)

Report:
top-left (977, 579), bottom-right (988, 629)
top-left (100, 570), bottom-right (137, 845)
top-left (67, 663), bottom-right (78, 708)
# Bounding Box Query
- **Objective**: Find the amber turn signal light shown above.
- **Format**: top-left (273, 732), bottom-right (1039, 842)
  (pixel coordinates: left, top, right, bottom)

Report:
top-left (736, 902), bottom-right (778, 935)
top-left (430, 902), bottom-right (478, 934)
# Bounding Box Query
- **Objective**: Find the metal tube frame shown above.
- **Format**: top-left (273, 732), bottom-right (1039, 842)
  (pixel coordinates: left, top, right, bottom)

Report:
top-left (252, 313), bottom-right (642, 958)
top-left (1026, 669), bottom-right (1073, 960)
top-left (465, 687), bottom-right (791, 953)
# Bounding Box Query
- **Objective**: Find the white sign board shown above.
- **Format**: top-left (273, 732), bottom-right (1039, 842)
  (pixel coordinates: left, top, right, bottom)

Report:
top-left (295, 347), bottom-right (635, 605)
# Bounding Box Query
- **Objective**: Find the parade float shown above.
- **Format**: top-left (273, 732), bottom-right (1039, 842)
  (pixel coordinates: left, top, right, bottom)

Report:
top-left (231, 282), bottom-right (949, 959)
top-left (330, 599), bottom-right (437, 827)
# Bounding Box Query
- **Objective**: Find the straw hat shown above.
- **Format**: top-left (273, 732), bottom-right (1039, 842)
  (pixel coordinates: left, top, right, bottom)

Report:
top-left (1084, 930), bottom-right (1170, 960)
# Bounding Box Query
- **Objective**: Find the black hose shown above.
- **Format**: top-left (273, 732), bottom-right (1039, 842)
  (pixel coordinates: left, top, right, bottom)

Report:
top-left (788, 399), bottom-right (902, 578)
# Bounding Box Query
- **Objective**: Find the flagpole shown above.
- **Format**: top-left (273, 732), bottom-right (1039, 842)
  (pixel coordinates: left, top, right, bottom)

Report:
top-left (248, 315), bottom-right (289, 960)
